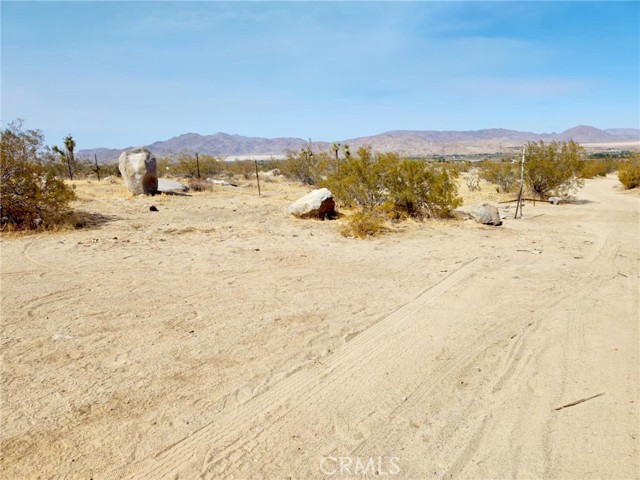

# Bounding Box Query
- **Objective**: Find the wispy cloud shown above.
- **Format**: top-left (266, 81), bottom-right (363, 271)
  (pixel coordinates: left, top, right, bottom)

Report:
top-left (2, 1), bottom-right (638, 147)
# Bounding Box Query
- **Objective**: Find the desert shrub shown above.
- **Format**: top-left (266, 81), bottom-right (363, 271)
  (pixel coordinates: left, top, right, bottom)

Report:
top-left (524, 140), bottom-right (584, 198)
top-left (172, 151), bottom-right (222, 178)
top-left (322, 147), bottom-right (393, 209)
top-left (479, 160), bottom-right (519, 192)
top-left (322, 147), bottom-right (461, 232)
top-left (618, 155), bottom-right (640, 189)
top-left (384, 157), bottom-right (461, 219)
top-left (580, 159), bottom-right (618, 179)
top-left (465, 172), bottom-right (481, 191)
top-left (280, 148), bottom-right (334, 185)
top-left (1, 120), bottom-right (76, 230)
top-left (339, 208), bottom-right (386, 238)
top-left (224, 160), bottom-right (256, 179)
top-left (188, 178), bottom-right (213, 192)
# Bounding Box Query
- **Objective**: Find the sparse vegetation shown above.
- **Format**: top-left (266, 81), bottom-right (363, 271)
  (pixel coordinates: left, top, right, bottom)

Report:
top-left (280, 148), bottom-right (325, 185)
top-left (524, 140), bottom-right (584, 198)
top-left (225, 160), bottom-right (257, 180)
top-left (188, 178), bottom-right (214, 192)
top-left (1, 120), bottom-right (77, 231)
top-left (580, 159), bottom-right (618, 179)
top-left (165, 152), bottom-right (222, 178)
top-left (322, 146), bottom-right (461, 236)
top-left (479, 159), bottom-right (519, 192)
top-left (618, 154), bottom-right (640, 189)
top-left (465, 172), bottom-right (481, 192)
top-left (339, 207), bottom-right (386, 238)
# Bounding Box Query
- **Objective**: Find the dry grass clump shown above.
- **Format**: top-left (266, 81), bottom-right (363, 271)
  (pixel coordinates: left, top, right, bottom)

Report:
top-left (188, 178), bottom-right (214, 192)
top-left (339, 208), bottom-right (387, 238)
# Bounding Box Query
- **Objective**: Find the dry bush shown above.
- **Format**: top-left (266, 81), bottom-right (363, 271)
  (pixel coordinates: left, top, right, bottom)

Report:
top-left (280, 148), bottom-right (333, 185)
top-left (224, 160), bottom-right (256, 180)
top-left (479, 160), bottom-right (519, 192)
top-left (1, 121), bottom-right (77, 231)
top-left (188, 178), bottom-right (213, 192)
top-left (465, 173), bottom-right (481, 191)
top-left (339, 208), bottom-right (386, 238)
top-left (618, 155), bottom-right (640, 189)
top-left (580, 159), bottom-right (617, 179)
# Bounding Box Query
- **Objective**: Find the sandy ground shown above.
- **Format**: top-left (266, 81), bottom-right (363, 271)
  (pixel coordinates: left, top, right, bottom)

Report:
top-left (1, 175), bottom-right (638, 480)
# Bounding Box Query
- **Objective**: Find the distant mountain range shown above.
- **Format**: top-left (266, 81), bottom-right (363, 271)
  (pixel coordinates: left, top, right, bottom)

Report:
top-left (78, 125), bottom-right (640, 163)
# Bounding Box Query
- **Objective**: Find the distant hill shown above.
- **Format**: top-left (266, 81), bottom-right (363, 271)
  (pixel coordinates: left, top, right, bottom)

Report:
top-left (78, 125), bottom-right (640, 163)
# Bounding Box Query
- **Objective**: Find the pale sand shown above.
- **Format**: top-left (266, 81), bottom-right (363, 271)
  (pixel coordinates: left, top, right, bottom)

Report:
top-left (1, 175), bottom-right (638, 479)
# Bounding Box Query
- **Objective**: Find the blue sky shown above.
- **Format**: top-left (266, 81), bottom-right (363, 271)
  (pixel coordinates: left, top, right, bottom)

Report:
top-left (2, 1), bottom-right (639, 150)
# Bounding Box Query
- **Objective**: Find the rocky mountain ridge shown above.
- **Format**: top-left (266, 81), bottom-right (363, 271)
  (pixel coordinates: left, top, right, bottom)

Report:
top-left (79, 125), bottom-right (640, 163)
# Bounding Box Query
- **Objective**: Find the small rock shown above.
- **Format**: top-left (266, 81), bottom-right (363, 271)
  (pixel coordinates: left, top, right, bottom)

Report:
top-left (470, 203), bottom-right (502, 226)
top-left (158, 178), bottom-right (189, 193)
top-left (262, 168), bottom-right (282, 177)
top-left (149, 206), bottom-right (158, 212)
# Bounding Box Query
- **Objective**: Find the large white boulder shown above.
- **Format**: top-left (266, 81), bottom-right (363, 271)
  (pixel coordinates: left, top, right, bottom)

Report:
top-left (288, 188), bottom-right (336, 219)
top-left (118, 147), bottom-right (158, 195)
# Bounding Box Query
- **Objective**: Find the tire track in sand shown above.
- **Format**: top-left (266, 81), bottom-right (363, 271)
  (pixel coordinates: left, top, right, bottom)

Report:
top-left (105, 258), bottom-right (480, 480)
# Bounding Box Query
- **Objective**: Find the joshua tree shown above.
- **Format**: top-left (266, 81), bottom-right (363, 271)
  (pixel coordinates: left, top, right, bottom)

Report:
top-left (53, 134), bottom-right (76, 180)
top-left (332, 143), bottom-right (341, 161)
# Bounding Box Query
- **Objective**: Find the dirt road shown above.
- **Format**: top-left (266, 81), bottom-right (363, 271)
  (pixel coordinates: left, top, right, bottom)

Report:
top-left (1, 176), bottom-right (638, 479)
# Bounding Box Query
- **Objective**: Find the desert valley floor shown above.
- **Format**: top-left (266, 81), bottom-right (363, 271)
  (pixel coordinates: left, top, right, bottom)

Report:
top-left (1, 175), bottom-right (638, 479)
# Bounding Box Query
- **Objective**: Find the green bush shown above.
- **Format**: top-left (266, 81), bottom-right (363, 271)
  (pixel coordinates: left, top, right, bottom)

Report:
top-left (322, 147), bottom-right (393, 209)
top-left (524, 140), bottom-right (584, 198)
top-left (173, 152), bottom-right (222, 178)
top-left (322, 147), bottom-right (461, 236)
top-left (384, 157), bottom-right (461, 219)
top-left (479, 160), bottom-right (519, 192)
top-left (1, 121), bottom-right (76, 230)
top-left (618, 155), bottom-right (640, 189)
top-left (580, 159), bottom-right (620, 179)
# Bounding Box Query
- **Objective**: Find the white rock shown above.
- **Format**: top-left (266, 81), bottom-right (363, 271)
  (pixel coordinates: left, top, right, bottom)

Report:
top-left (470, 202), bottom-right (502, 226)
top-left (118, 147), bottom-right (158, 195)
top-left (262, 168), bottom-right (282, 177)
top-left (288, 188), bottom-right (336, 219)
top-left (158, 178), bottom-right (189, 193)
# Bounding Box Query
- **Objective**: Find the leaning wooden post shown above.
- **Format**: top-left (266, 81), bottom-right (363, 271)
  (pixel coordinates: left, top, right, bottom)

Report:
top-left (514, 145), bottom-right (526, 219)
top-left (255, 160), bottom-right (261, 196)
top-left (196, 153), bottom-right (201, 179)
